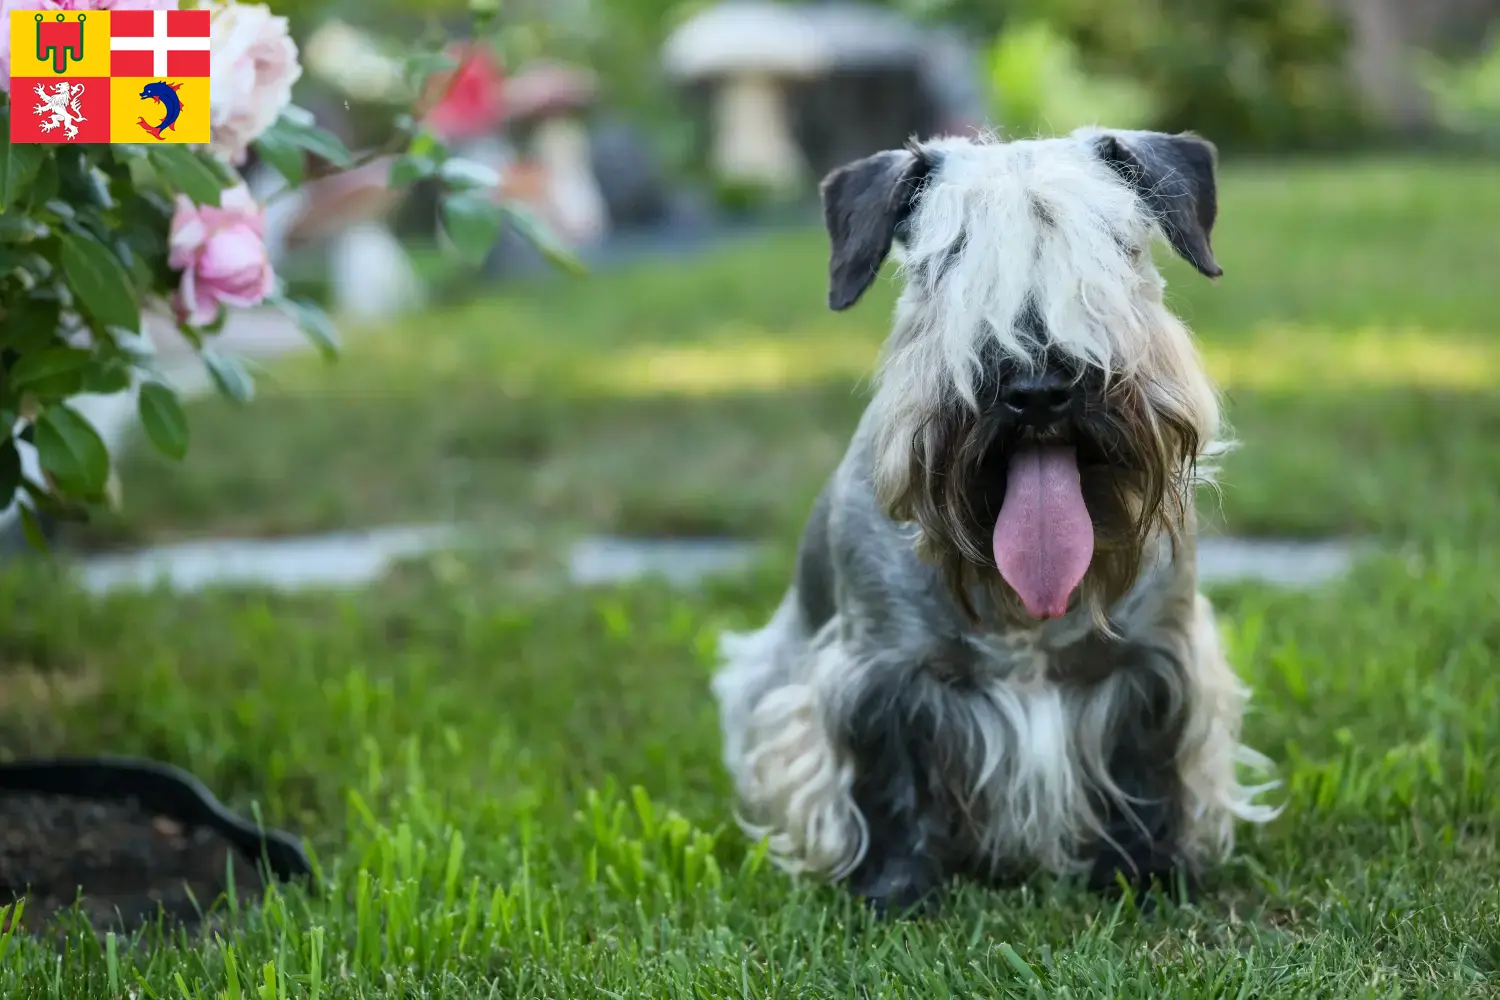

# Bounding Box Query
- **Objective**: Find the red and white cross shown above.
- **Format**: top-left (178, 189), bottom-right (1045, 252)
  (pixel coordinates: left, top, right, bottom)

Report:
top-left (110, 9), bottom-right (211, 78)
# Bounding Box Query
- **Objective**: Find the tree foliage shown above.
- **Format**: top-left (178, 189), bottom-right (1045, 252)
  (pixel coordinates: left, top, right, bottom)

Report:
top-left (947, 0), bottom-right (1365, 149)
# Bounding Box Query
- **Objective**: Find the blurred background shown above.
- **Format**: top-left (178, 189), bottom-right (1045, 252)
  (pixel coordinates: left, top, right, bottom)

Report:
top-left (248, 0), bottom-right (1497, 317)
top-left (24, 0), bottom-right (1500, 600)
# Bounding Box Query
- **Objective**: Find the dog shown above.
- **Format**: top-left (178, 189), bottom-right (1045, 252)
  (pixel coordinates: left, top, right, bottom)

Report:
top-left (710, 127), bottom-right (1281, 914)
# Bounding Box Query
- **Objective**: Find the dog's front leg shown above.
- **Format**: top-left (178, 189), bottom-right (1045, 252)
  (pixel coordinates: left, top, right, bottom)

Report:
top-left (1085, 659), bottom-right (1197, 902)
top-left (1086, 748), bottom-right (1194, 902)
top-left (839, 669), bottom-right (950, 917)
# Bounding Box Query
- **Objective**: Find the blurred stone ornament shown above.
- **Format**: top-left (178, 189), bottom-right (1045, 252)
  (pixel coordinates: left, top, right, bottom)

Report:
top-left (328, 221), bottom-right (426, 322)
top-left (506, 62), bottom-right (609, 246)
top-left (663, 1), bottom-right (983, 189)
top-left (587, 116), bottom-right (671, 229)
top-left (663, 1), bottom-right (826, 192)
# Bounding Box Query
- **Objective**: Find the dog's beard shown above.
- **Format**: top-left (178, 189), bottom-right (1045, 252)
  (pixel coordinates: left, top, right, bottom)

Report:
top-left (877, 376), bottom-right (1202, 626)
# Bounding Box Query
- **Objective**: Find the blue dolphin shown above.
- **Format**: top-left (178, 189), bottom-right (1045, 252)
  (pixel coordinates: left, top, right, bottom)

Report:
top-left (137, 81), bottom-right (183, 140)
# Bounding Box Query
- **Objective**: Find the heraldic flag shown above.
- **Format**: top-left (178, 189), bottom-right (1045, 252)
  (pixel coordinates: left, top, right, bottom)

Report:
top-left (9, 9), bottom-right (211, 144)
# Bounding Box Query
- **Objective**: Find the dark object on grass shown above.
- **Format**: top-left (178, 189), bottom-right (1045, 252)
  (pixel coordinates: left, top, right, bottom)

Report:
top-left (588, 116), bottom-right (672, 230)
top-left (0, 756), bottom-right (312, 936)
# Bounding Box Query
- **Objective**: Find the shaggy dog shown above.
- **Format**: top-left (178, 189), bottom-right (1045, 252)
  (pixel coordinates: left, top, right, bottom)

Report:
top-left (711, 128), bottom-right (1279, 914)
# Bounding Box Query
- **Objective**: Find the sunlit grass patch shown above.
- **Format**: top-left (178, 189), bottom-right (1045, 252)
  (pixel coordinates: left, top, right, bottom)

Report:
top-left (561, 323), bottom-right (1500, 399)
top-left (1208, 326), bottom-right (1500, 391)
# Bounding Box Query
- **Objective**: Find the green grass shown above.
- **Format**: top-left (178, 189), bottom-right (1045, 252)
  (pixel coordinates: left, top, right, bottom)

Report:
top-left (1, 155), bottom-right (1498, 996)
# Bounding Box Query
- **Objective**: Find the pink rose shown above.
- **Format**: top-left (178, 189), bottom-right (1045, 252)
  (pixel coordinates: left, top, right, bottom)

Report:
top-left (168, 183), bottom-right (274, 326)
top-left (205, 1), bottom-right (300, 165)
top-left (0, 0), bottom-right (176, 91)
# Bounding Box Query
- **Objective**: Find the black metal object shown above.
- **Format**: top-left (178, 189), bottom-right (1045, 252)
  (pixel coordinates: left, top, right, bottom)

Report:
top-left (0, 756), bottom-right (314, 887)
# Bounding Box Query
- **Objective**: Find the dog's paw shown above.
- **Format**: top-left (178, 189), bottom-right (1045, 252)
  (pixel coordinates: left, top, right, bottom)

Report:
top-left (1087, 856), bottom-right (1200, 913)
top-left (847, 857), bottom-right (943, 920)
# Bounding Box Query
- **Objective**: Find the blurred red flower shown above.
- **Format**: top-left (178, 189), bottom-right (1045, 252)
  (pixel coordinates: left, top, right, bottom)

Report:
top-left (423, 44), bottom-right (506, 143)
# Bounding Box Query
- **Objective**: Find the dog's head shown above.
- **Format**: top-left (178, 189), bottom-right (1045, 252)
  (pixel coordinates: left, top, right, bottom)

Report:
top-left (820, 129), bottom-right (1225, 625)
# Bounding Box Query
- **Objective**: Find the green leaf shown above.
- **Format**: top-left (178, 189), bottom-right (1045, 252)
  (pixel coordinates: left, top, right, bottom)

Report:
top-left (7, 347), bottom-right (92, 398)
top-left (439, 157), bottom-right (499, 192)
top-left (261, 111), bottom-right (353, 170)
top-left (405, 51), bottom-right (459, 86)
top-left (252, 126), bottom-right (305, 187)
top-left (199, 152), bottom-right (238, 189)
top-left (81, 356), bottom-right (132, 395)
top-left (35, 403), bottom-right (110, 497)
top-left (195, 304), bottom-right (229, 337)
top-left (501, 203), bottom-right (587, 276)
top-left (389, 154), bottom-right (437, 188)
top-left (43, 198), bottom-right (75, 221)
top-left (150, 145), bottom-right (229, 206)
top-left (441, 191), bottom-right (504, 266)
top-left (997, 942), bottom-right (1044, 987)
top-left (282, 297), bottom-right (340, 360)
top-left (61, 150), bottom-right (114, 209)
top-left (20, 474), bottom-right (75, 516)
top-left (408, 132), bottom-right (442, 160)
top-left (0, 436), bottom-right (20, 510)
top-left (0, 295), bottom-right (62, 353)
top-left (27, 158), bottom-right (59, 208)
top-left (137, 381), bottom-right (189, 460)
top-left (0, 215), bottom-right (48, 243)
top-left (83, 167), bottom-right (114, 208)
top-left (58, 230), bottom-right (141, 333)
top-left (0, 114), bottom-right (49, 211)
top-left (19, 504), bottom-right (49, 552)
top-left (173, 319), bottom-right (204, 351)
top-left (202, 348), bottom-right (255, 403)
top-left (0, 249), bottom-right (52, 280)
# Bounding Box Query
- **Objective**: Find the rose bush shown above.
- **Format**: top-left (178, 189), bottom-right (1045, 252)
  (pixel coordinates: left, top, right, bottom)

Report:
top-left (0, 0), bottom-right (548, 541)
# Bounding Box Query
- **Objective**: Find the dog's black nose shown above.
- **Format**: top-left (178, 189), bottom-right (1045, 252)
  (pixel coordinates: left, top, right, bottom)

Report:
top-left (1000, 373), bottom-right (1073, 427)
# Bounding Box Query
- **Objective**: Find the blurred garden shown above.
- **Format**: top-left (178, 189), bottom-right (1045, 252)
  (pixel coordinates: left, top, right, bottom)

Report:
top-left (0, 0), bottom-right (1498, 995)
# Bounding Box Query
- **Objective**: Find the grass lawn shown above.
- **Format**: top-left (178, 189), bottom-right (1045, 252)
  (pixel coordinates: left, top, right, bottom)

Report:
top-left (1, 155), bottom-right (1497, 995)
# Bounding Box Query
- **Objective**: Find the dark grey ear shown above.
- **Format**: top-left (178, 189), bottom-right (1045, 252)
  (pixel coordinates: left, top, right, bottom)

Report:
top-left (1091, 130), bottom-right (1222, 278)
top-left (819, 147), bottom-right (932, 311)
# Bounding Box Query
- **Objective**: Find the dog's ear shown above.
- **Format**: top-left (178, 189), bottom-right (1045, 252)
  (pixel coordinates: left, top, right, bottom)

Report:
top-left (1089, 130), bottom-right (1222, 279)
top-left (820, 147), bottom-right (931, 311)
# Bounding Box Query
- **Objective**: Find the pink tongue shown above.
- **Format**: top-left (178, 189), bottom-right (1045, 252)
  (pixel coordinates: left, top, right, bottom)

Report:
top-left (992, 446), bottom-right (1094, 619)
